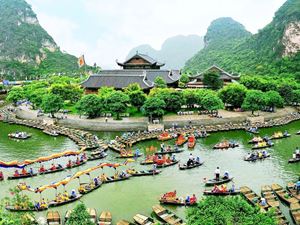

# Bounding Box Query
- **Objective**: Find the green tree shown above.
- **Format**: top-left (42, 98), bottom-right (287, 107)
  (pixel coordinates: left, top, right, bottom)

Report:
top-left (27, 88), bottom-right (48, 109)
top-left (106, 91), bottom-right (129, 120)
top-left (50, 83), bottom-right (83, 103)
top-left (187, 196), bottom-right (276, 225)
top-left (65, 203), bottom-right (94, 225)
top-left (141, 97), bottom-right (166, 119)
top-left (291, 90), bottom-right (300, 105)
top-left (98, 87), bottom-right (116, 99)
top-left (278, 84), bottom-right (294, 104)
top-left (123, 83), bottom-right (146, 108)
top-left (128, 90), bottom-right (146, 108)
top-left (154, 76), bottom-right (167, 88)
top-left (264, 90), bottom-right (284, 111)
top-left (6, 87), bottom-right (24, 105)
top-left (203, 71), bottom-right (223, 90)
top-left (179, 73), bottom-right (190, 88)
top-left (242, 90), bottom-right (265, 115)
top-left (123, 83), bottom-right (142, 93)
top-left (183, 89), bottom-right (198, 108)
top-left (218, 83), bottom-right (247, 108)
top-left (41, 94), bottom-right (64, 117)
top-left (163, 92), bottom-right (185, 112)
top-left (201, 93), bottom-right (224, 114)
top-left (76, 94), bottom-right (103, 118)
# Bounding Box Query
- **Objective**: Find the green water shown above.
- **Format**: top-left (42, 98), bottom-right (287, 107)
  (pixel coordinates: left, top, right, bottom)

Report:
top-left (0, 121), bottom-right (299, 224)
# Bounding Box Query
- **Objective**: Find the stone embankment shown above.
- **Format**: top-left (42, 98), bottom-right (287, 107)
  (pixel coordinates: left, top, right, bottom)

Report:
top-left (0, 107), bottom-right (108, 151)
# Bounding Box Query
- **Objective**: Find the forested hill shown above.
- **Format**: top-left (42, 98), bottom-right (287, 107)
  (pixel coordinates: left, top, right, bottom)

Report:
top-left (184, 0), bottom-right (300, 76)
top-left (0, 0), bottom-right (80, 80)
top-left (127, 35), bottom-right (204, 69)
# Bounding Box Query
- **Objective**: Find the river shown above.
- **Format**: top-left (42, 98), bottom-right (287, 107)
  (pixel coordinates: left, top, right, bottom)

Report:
top-left (0, 121), bottom-right (299, 224)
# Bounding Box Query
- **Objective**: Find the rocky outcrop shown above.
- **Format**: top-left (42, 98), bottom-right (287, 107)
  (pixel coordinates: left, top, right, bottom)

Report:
top-left (282, 21), bottom-right (300, 56)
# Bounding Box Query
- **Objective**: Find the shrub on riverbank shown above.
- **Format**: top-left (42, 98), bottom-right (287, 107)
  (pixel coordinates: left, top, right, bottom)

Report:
top-left (186, 196), bottom-right (276, 225)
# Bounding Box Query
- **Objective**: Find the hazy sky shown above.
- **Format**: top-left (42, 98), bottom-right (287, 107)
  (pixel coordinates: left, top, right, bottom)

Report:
top-left (27, 0), bottom-right (286, 68)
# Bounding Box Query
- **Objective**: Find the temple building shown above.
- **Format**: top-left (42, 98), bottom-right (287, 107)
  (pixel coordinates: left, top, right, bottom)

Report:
top-left (186, 65), bottom-right (240, 88)
top-left (81, 53), bottom-right (181, 93)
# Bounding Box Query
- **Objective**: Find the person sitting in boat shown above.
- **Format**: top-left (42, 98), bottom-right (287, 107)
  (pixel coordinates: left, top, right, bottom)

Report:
top-left (220, 184), bottom-right (227, 192)
top-left (262, 150), bottom-right (268, 157)
top-left (166, 145), bottom-right (172, 152)
top-left (229, 184), bottom-right (235, 193)
top-left (39, 165), bottom-right (46, 173)
top-left (14, 170), bottom-right (20, 177)
top-left (70, 189), bottom-right (77, 199)
top-left (190, 194), bottom-right (197, 204)
top-left (76, 157), bottom-right (80, 165)
top-left (163, 190), bottom-right (176, 198)
top-left (185, 195), bottom-right (190, 204)
top-left (171, 154), bottom-right (176, 162)
top-left (215, 167), bottom-right (220, 181)
top-left (81, 153), bottom-right (87, 161)
top-left (260, 197), bottom-right (267, 206)
top-left (195, 156), bottom-right (200, 164)
top-left (187, 153), bottom-right (194, 167)
top-left (295, 147), bottom-right (300, 158)
top-left (34, 201), bottom-right (40, 210)
top-left (21, 168), bottom-right (27, 175)
top-left (284, 130), bottom-right (289, 136)
top-left (258, 151), bottom-right (263, 158)
top-left (120, 170), bottom-right (127, 178)
top-left (0, 171), bottom-right (3, 180)
top-left (50, 163), bottom-right (56, 171)
top-left (29, 168), bottom-right (34, 174)
top-left (40, 198), bottom-right (48, 208)
top-left (134, 149), bottom-right (140, 157)
top-left (174, 145), bottom-right (179, 151)
top-left (223, 171), bottom-right (229, 179)
top-left (63, 191), bottom-right (69, 201)
top-left (66, 160), bottom-right (72, 168)
top-left (78, 185), bottom-right (86, 193)
top-left (94, 177), bottom-right (100, 186)
top-left (212, 185), bottom-right (220, 193)
top-left (295, 180), bottom-right (300, 195)
top-left (160, 143), bottom-right (165, 152)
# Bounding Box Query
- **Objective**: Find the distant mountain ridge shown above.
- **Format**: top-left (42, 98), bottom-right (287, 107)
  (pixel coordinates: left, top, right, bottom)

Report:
top-left (127, 35), bottom-right (204, 69)
top-left (184, 0), bottom-right (300, 75)
top-left (0, 0), bottom-right (80, 80)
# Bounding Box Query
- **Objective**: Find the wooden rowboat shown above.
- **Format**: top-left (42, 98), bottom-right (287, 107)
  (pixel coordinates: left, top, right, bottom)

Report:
top-left (155, 149), bottom-right (183, 155)
top-left (159, 198), bottom-right (196, 206)
top-left (288, 157), bottom-right (300, 163)
top-left (205, 177), bottom-right (233, 186)
top-left (271, 184), bottom-right (299, 205)
top-left (133, 214), bottom-right (154, 225)
top-left (213, 142), bottom-right (239, 149)
top-left (290, 203), bottom-right (300, 225)
top-left (39, 166), bottom-right (65, 175)
top-left (7, 172), bottom-right (37, 180)
top-left (8, 133), bottom-right (32, 139)
top-left (158, 133), bottom-right (173, 141)
top-left (103, 175), bottom-right (131, 183)
top-left (240, 186), bottom-right (270, 212)
top-left (49, 194), bottom-right (82, 207)
top-left (179, 161), bottom-right (203, 170)
top-left (116, 153), bottom-right (143, 158)
top-left (99, 211), bottom-right (112, 225)
top-left (252, 143), bottom-right (274, 150)
top-left (47, 211), bottom-right (61, 225)
top-left (270, 133), bottom-right (291, 140)
top-left (140, 159), bottom-right (154, 165)
top-left (78, 182), bottom-right (102, 195)
top-left (261, 185), bottom-right (289, 225)
top-left (203, 190), bottom-right (240, 196)
top-left (152, 205), bottom-right (185, 225)
top-left (187, 136), bottom-right (196, 148)
top-left (88, 152), bottom-right (108, 161)
top-left (117, 220), bottom-right (134, 225)
top-left (127, 170), bottom-right (161, 177)
top-left (156, 160), bottom-right (179, 168)
top-left (244, 153), bottom-right (270, 162)
top-left (5, 205), bottom-right (48, 212)
top-left (287, 182), bottom-right (300, 200)
top-left (66, 160), bottom-right (87, 169)
top-left (175, 135), bottom-right (187, 146)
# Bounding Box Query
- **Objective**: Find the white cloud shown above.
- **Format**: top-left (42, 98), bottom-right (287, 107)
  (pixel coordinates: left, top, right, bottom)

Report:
top-left (27, 0), bottom-right (286, 69)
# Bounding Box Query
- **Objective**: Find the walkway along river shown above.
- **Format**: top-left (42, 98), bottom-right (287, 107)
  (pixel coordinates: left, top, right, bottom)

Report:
top-left (0, 110), bottom-right (299, 223)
